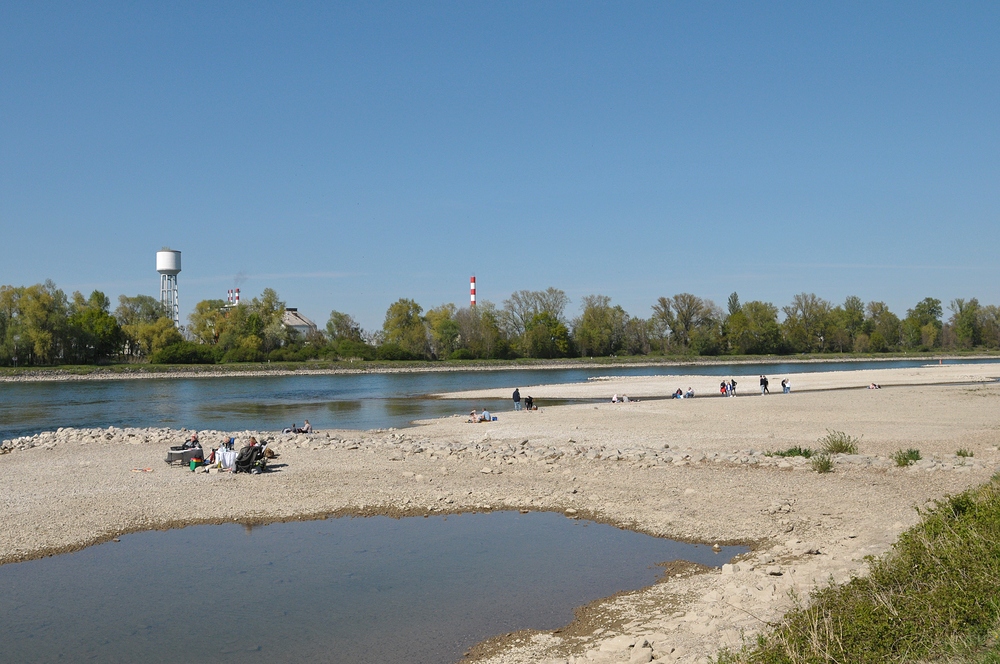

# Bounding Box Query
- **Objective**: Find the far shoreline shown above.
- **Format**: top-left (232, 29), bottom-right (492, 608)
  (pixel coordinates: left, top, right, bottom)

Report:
top-left (2, 352), bottom-right (998, 384)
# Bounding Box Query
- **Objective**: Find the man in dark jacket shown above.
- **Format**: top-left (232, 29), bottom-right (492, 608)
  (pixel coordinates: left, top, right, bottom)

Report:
top-left (513, 388), bottom-right (521, 411)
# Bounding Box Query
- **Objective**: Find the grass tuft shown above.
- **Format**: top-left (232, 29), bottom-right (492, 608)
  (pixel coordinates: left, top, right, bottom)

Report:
top-left (892, 448), bottom-right (922, 467)
top-left (957, 448), bottom-right (975, 458)
top-left (818, 429), bottom-right (860, 455)
top-left (810, 453), bottom-right (833, 473)
top-left (715, 474), bottom-right (1000, 664)
top-left (765, 446), bottom-right (814, 459)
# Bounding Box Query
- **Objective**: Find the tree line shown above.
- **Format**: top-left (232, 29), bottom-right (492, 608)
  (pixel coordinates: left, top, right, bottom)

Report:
top-left (2, 280), bottom-right (1000, 366)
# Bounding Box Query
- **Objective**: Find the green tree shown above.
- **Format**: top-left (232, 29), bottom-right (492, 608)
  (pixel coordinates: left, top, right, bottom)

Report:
top-left (115, 294), bottom-right (165, 327)
top-left (727, 292), bottom-right (741, 317)
top-left (325, 310), bottom-right (364, 342)
top-left (781, 293), bottom-right (832, 352)
top-left (66, 290), bottom-right (123, 363)
top-left (382, 298), bottom-right (428, 358)
top-left (188, 299), bottom-right (228, 345)
top-left (978, 305), bottom-right (1000, 350)
top-left (522, 311), bottom-right (572, 358)
top-left (453, 303), bottom-right (509, 359)
top-left (949, 298), bottom-right (982, 349)
top-left (726, 300), bottom-right (781, 355)
top-left (425, 304), bottom-right (460, 359)
top-left (902, 297), bottom-right (942, 350)
top-left (574, 295), bottom-right (628, 357)
top-left (115, 294), bottom-right (167, 360)
top-left (499, 288), bottom-right (569, 339)
top-left (651, 293), bottom-right (719, 352)
top-left (12, 281), bottom-right (69, 364)
top-left (865, 301), bottom-right (901, 352)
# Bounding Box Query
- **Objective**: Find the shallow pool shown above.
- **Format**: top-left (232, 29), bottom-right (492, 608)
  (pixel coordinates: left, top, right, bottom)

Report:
top-left (0, 511), bottom-right (746, 663)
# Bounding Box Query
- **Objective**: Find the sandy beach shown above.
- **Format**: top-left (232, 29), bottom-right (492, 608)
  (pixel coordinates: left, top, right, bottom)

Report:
top-left (3, 364), bottom-right (1000, 663)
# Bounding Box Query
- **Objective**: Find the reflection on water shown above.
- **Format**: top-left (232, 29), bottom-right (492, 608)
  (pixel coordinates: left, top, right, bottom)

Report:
top-left (3, 358), bottom-right (999, 439)
top-left (325, 399), bottom-right (362, 414)
top-left (0, 512), bottom-right (747, 664)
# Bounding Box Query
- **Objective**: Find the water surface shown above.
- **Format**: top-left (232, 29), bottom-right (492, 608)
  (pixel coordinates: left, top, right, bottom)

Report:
top-left (2, 358), bottom-right (997, 439)
top-left (0, 511), bottom-right (746, 663)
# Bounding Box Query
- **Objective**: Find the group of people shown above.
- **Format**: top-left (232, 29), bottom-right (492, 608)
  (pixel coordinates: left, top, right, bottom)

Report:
top-left (758, 375), bottom-right (791, 395)
top-left (672, 388), bottom-right (694, 399)
top-left (283, 420), bottom-right (312, 434)
top-left (718, 376), bottom-right (792, 396)
top-left (468, 409), bottom-right (493, 423)
top-left (610, 393), bottom-right (633, 403)
top-left (168, 432), bottom-right (273, 474)
top-left (512, 389), bottom-right (535, 411)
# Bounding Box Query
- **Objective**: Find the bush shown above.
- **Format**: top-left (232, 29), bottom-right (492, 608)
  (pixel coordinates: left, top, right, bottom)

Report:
top-left (449, 348), bottom-right (475, 360)
top-left (892, 448), bottom-right (922, 467)
top-left (150, 341), bottom-right (216, 364)
top-left (220, 347), bottom-right (264, 363)
top-left (765, 446), bottom-right (814, 459)
top-left (334, 339), bottom-right (376, 360)
top-left (819, 429), bottom-right (860, 455)
top-left (957, 448), bottom-right (975, 458)
top-left (375, 343), bottom-right (420, 361)
top-left (811, 453), bottom-right (833, 473)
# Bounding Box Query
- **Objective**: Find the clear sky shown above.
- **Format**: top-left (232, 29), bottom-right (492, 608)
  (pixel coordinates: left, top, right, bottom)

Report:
top-left (2, 2), bottom-right (998, 331)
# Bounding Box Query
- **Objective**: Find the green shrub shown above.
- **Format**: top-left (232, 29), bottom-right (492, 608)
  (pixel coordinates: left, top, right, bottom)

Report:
top-left (375, 343), bottom-right (420, 361)
top-left (892, 448), bottom-right (922, 467)
top-left (335, 339), bottom-right (376, 360)
top-left (811, 453), bottom-right (833, 473)
top-left (220, 347), bottom-right (264, 363)
top-left (150, 341), bottom-right (216, 364)
top-left (765, 446), bottom-right (814, 458)
top-left (957, 448), bottom-right (975, 458)
top-left (717, 475), bottom-right (1000, 663)
top-left (819, 429), bottom-right (860, 455)
top-left (449, 348), bottom-right (475, 360)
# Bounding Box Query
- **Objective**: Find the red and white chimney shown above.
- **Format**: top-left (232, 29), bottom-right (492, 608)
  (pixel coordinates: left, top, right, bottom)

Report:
top-left (235, 288), bottom-right (240, 305)
top-left (470, 276), bottom-right (476, 307)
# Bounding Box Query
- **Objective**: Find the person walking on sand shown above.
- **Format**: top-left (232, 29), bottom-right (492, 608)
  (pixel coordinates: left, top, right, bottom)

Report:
top-left (513, 388), bottom-right (521, 411)
top-left (760, 375), bottom-right (767, 395)
top-left (730, 379), bottom-right (737, 396)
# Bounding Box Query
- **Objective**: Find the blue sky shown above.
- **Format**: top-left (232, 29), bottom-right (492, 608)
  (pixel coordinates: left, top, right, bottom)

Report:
top-left (2, 2), bottom-right (998, 331)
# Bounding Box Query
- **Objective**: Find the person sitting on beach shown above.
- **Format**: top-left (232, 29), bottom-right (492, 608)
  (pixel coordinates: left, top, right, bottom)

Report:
top-left (685, 387), bottom-right (695, 398)
top-left (622, 395), bottom-right (630, 403)
top-left (674, 388), bottom-right (684, 399)
top-left (479, 409), bottom-right (492, 422)
top-left (611, 394), bottom-right (619, 403)
top-left (301, 420), bottom-right (312, 433)
top-left (869, 382), bottom-right (881, 389)
top-left (181, 432), bottom-right (200, 449)
top-left (468, 409), bottom-right (478, 423)
top-left (525, 396), bottom-right (534, 410)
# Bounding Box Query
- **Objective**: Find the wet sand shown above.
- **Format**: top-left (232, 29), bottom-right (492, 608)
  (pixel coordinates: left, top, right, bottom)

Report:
top-left (2, 364), bottom-right (999, 663)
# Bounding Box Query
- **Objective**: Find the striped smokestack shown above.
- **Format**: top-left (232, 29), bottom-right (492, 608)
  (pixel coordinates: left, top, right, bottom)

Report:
top-left (470, 276), bottom-right (476, 307)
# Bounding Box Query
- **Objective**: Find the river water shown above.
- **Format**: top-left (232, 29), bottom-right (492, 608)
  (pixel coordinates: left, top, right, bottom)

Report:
top-left (2, 358), bottom-right (998, 440)
top-left (0, 511), bottom-right (747, 663)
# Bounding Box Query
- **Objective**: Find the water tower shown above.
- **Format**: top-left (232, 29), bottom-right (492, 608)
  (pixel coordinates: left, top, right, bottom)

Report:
top-left (156, 249), bottom-right (181, 327)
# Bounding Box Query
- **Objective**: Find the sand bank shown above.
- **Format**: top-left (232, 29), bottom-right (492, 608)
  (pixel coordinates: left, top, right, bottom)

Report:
top-left (438, 363), bottom-right (1000, 401)
top-left (2, 369), bottom-right (1000, 663)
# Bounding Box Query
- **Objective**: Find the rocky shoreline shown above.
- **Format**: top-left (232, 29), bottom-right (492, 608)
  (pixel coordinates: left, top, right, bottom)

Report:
top-left (3, 375), bottom-right (1000, 663)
